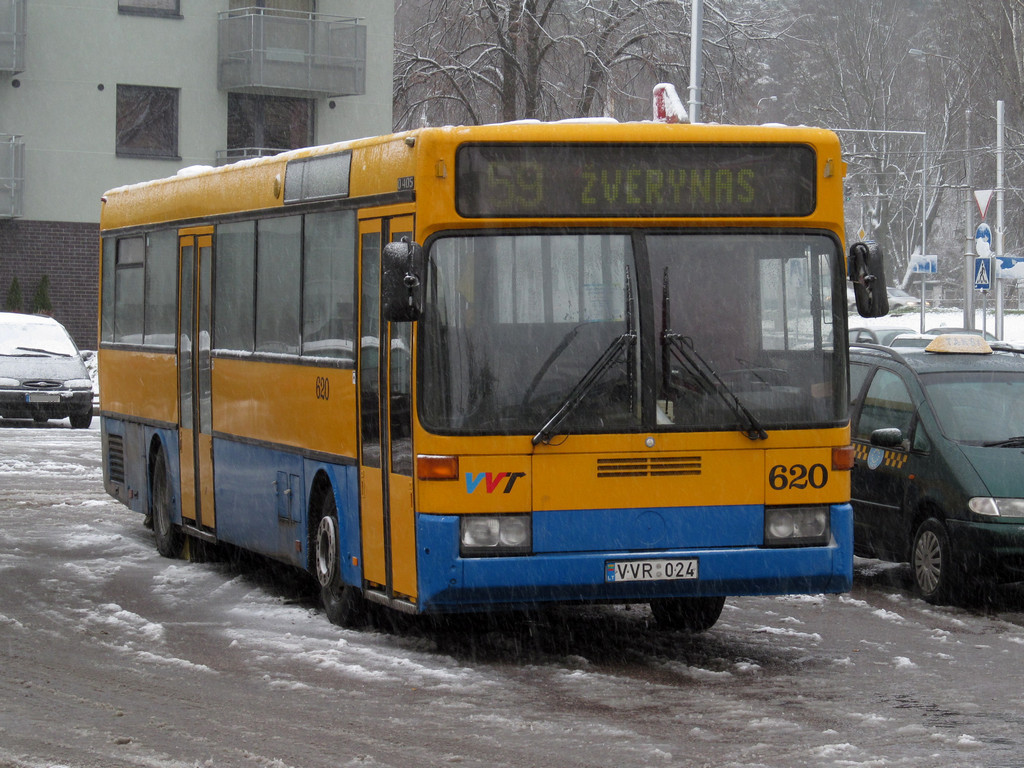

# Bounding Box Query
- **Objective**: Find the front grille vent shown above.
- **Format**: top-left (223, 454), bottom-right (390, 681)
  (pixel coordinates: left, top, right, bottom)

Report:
top-left (107, 434), bottom-right (125, 485)
top-left (596, 455), bottom-right (701, 478)
top-left (24, 379), bottom-right (60, 389)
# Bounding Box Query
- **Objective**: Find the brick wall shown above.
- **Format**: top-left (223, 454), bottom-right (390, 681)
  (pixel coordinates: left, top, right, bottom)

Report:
top-left (0, 219), bottom-right (100, 350)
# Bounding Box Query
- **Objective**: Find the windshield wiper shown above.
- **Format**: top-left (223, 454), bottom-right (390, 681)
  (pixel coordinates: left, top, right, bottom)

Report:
top-left (981, 435), bottom-right (1024, 447)
top-left (660, 268), bottom-right (767, 441)
top-left (13, 346), bottom-right (71, 357)
top-left (532, 269), bottom-right (637, 446)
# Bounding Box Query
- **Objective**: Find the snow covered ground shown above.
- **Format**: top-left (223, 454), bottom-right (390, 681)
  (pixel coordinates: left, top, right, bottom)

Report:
top-left (3, 424), bottom-right (1024, 767)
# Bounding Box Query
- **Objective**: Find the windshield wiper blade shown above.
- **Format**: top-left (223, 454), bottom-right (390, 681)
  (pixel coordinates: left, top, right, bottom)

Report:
top-left (14, 346), bottom-right (71, 357)
top-left (981, 435), bottom-right (1024, 447)
top-left (661, 268), bottom-right (767, 441)
top-left (532, 268), bottom-right (637, 446)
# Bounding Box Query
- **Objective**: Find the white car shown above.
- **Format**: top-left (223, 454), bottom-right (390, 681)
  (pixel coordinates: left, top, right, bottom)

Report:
top-left (0, 313), bottom-right (94, 428)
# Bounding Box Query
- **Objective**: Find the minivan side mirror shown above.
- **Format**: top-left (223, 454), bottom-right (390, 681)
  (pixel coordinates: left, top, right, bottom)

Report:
top-left (382, 238), bottom-right (425, 322)
top-left (849, 241), bottom-right (890, 318)
top-left (870, 427), bottom-right (904, 448)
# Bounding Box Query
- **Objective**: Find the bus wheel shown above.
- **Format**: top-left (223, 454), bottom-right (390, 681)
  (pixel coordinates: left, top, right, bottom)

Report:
top-left (151, 448), bottom-right (184, 558)
top-left (314, 494), bottom-right (364, 628)
top-left (912, 518), bottom-right (957, 604)
top-left (649, 596), bottom-right (726, 632)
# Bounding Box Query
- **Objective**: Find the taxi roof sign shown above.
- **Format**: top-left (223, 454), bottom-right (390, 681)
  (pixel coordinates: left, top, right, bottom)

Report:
top-left (924, 334), bottom-right (993, 355)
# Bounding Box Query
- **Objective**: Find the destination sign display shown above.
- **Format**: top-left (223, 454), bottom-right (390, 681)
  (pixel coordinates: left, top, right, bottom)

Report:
top-left (455, 143), bottom-right (817, 219)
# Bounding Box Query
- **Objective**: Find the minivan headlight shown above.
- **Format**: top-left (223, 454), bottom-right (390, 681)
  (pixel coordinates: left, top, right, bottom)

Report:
top-left (0, 377), bottom-right (19, 387)
top-left (764, 506), bottom-right (830, 547)
top-left (968, 497), bottom-right (1024, 518)
top-left (460, 514), bottom-right (532, 556)
top-left (66, 379), bottom-right (94, 390)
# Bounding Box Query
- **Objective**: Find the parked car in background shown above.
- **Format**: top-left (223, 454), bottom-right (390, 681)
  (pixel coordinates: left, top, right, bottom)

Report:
top-left (888, 333), bottom-right (937, 350)
top-left (924, 326), bottom-right (998, 341)
top-left (849, 326), bottom-right (916, 346)
top-left (0, 312), bottom-right (94, 428)
top-left (848, 334), bottom-right (1024, 603)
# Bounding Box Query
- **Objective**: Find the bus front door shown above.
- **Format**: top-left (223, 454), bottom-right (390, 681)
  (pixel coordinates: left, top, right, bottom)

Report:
top-left (358, 215), bottom-right (417, 605)
top-left (177, 230), bottom-right (216, 536)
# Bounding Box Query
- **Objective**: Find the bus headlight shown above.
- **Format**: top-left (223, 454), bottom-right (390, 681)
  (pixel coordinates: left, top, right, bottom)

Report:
top-left (764, 506), bottom-right (830, 547)
top-left (460, 514), bottom-right (532, 556)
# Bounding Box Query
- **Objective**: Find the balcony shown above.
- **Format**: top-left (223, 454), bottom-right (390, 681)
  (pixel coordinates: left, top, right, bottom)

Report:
top-left (215, 146), bottom-right (288, 166)
top-left (218, 7), bottom-right (366, 99)
top-left (0, 0), bottom-right (26, 75)
top-left (1, 134), bottom-right (25, 218)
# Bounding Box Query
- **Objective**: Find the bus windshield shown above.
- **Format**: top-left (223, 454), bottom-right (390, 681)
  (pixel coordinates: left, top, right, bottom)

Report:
top-left (421, 231), bottom-right (846, 436)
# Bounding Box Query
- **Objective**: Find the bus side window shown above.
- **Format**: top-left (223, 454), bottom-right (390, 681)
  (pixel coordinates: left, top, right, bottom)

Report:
top-left (302, 210), bottom-right (357, 361)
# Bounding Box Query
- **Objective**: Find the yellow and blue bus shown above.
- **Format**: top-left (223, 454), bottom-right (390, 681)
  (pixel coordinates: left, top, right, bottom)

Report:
top-left (99, 118), bottom-right (887, 632)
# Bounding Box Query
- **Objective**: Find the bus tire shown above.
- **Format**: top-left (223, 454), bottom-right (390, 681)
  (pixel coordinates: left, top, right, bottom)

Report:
top-left (151, 447), bottom-right (184, 559)
top-left (911, 518), bottom-right (958, 604)
top-left (649, 595), bottom-right (726, 632)
top-left (314, 492), bottom-right (364, 628)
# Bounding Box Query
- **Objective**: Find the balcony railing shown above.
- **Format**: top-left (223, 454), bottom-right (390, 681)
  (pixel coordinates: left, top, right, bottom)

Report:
top-left (0, 0), bottom-right (26, 75)
top-left (1, 134), bottom-right (25, 218)
top-left (218, 7), bottom-right (366, 98)
top-left (215, 146), bottom-right (289, 166)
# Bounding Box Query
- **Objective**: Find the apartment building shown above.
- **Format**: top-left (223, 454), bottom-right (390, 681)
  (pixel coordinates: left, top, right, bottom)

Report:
top-left (0, 0), bottom-right (394, 347)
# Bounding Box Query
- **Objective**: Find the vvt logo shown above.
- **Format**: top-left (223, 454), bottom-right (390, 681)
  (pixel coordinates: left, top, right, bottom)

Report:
top-left (465, 472), bottom-right (526, 494)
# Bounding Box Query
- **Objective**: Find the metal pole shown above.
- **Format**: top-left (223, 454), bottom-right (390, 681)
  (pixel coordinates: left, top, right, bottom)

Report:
top-left (996, 99), bottom-right (1005, 340)
top-left (920, 132), bottom-right (927, 333)
top-left (964, 109), bottom-right (974, 330)
top-left (688, 0), bottom-right (703, 123)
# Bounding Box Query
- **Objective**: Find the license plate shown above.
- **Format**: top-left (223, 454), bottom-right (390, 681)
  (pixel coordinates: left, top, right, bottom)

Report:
top-left (27, 393), bottom-right (60, 404)
top-left (605, 558), bottom-right (698, 583)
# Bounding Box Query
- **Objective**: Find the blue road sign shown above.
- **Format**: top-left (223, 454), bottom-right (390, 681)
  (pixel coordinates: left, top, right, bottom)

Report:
top-left (976, 223), bottom-right (993, 257)
top-left (975, 256), bottom-right (991, 290)
top-left (911, 254), bottom-right (937, 274)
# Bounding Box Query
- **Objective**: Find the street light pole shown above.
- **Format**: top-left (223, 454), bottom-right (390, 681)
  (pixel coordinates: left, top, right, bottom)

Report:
top-left (688, 0), bottom-right (703, 123)
top-left (996, 99), bottom-right (1005, 339)
top-left (964, 109), bottom-right (973, 330)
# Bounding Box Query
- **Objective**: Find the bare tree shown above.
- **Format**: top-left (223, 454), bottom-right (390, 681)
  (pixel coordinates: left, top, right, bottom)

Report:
top-left (393, 0), bottom-right (787, 128)
top-left (771, 0), bottom-right (980, 287)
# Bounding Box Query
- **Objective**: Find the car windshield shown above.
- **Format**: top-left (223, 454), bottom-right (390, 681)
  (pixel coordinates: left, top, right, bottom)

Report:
top-left (921, 370), bottom-right (1024, 444)
top-left (419, 231), bottom-right (847, 436)
top-left (0, 319), bottom-right (79, 357)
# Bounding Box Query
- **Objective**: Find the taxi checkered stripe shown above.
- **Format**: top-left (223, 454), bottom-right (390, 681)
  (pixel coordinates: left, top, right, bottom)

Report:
top-left (854, 443), bottom-right (908, 469)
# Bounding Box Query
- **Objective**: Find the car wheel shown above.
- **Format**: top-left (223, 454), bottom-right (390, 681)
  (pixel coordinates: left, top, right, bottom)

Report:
top-left (649, 596), bottom-right (726, 632)
top-left (69, 408), bottom-right (93, 429)
top-left (314, 490), bottom-right (364, 628)
top-left (911, 518), bottom-right (957, 604)
top-left (151, 448), bottom-right (184, 558)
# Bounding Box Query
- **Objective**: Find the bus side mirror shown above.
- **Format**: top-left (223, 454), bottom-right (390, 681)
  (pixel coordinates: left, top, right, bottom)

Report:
top-left (849, 241), bottom-right (890, 318)
top-left (382, 239), bottom-right (425, 322)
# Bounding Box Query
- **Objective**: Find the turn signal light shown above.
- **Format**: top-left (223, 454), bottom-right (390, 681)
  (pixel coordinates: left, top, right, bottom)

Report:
top-left (832, 445), bottom-right (855, 471)
top-left (417, 454), bottom-right (459, 480)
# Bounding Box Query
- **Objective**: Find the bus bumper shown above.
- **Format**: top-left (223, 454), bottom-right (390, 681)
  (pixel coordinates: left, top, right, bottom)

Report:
top-left (415, 504), bottom-right (853, 613)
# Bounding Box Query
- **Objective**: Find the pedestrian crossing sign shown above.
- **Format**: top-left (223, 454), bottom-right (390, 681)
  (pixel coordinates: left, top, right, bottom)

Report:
top-left (975, 257), bottom-right (991, 291)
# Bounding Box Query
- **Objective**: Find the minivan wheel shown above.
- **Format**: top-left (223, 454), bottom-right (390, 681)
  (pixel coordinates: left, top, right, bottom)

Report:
top-left (911, 518), bottom-right (957, 604)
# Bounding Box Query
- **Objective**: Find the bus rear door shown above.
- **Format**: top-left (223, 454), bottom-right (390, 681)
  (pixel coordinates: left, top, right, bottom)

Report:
top-left (178, 229), bottom-right (216, 536)
top-left (358, 214), bottom-right (416, 605)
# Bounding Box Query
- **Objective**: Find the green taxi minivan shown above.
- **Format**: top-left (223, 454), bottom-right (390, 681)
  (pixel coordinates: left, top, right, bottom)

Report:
top-left (849, 334), bottom-right (1024, 603)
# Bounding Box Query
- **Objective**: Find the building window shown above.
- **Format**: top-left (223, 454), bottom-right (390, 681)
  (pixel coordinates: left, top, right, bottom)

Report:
top-left (227, 94), bottom-right (314, 155)
top-left (116, 85), bottom-right (180, 159)
top-left (118, 0), bottom-right (181, 18)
